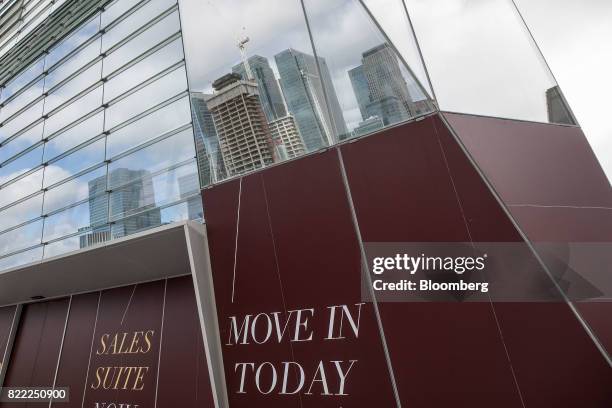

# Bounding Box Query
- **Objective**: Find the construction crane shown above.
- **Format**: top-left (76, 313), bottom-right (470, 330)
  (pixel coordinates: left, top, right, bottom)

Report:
top-left (237, 36), bottom-right (254, 81)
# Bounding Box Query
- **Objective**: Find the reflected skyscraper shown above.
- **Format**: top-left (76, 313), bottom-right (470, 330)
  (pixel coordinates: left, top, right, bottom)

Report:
top-left (275, 49), bottom-right (348, 150)
top-left (546, 85), bottom-right (577, 125)
top-left (191, 92), bottom-right (226, 185)
top-left (80, 168), bottom-right (162, 248)
top-left (232, 55), bottom-right (287, 122)
top-left (206, 73), bottom-right (275, 176)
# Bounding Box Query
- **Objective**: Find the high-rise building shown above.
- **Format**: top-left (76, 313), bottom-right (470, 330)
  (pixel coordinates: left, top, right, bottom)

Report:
top-left (353, 116), bottom-right (384, 137)
top-left (232, 55), bottom-right (287, 122)
top-left (275, 48), bottom-right (348, 151)
top-left (268, 115), bottom-right (305, 161)
top-left (546, 85), bottom-right (577, 125)
top-left (349, 65), bottom-right (371, 120)
top-left (362, 43), bottom-right (413, 118)
top-left (191, 92), bottom-right (226, 186)
top-left (206, 73), bottom-right (275, 177)
top-left (178, 172), bottom-right (203, 221)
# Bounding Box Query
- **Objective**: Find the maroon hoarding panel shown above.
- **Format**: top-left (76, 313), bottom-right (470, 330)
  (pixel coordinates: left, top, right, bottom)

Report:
top-left (340, 115), bottom-right (523, 407)
top-left (52, 292), bottom-right (99, 408)
top-left (156, 276), bottom-right (215, 408)
top-left (2, 299), bottom-right (69, 408)
top-left (445, 112), bottom-right (612, 358)
top-left (0, 306), bottom-right (16, 377)
top-left (203, 151), bottom-right (397, 407)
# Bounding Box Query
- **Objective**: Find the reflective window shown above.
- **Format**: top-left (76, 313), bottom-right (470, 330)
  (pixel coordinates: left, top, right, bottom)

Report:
top-left (102, 0), bottom-right (177, 52)
top-left (43, 112), bottom-right (104, 162)
top-left (103, 38), bottom-right (184, 103)
top-left (43, 86), bottom-right (103, 137)
top-left (109, 160), bottom-right (198, 221)
top-left (0, 100), bottom-right (44, 144)
top-left (0, 169), bottom-right (44, 209)
top-left (101, 0), bottom-right (143, 29)
top-left (0, 245), bottom-right (43, 270)
top-left (0, 145), bottom-right (44, 182)
top-left (102, 11), bottom-right (181, 77)
top-left (43, 165), bottom-right (107, 214)
top-left (44, 225), bottom-right (110, 258)
top-left (0, 193), bottom-right (43, 233)
top-left (106, 96), bottom-right (191, 158)
top-left (43, 198), bottom-right (106, 242)
top-left (0, 58), bottom-right (44, 103)
top-left (43, 138), bottom-right (106, 188)
top-left (0, 123), bottom-right (44, 164)
top-left (0, 218), bottom-right (43, 256)
top-left (45, 15), bottom-right (101, 70)
top-left (45, 39), bottom-right (102, 91)
top-left (104, 66), bottom-right (187, 129)
top-left (44, 61), bottom-right (102, 113)
top-left (0, 79), bottom-right (44, 123)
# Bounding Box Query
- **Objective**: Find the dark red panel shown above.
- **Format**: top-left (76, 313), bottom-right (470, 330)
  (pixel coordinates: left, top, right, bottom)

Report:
top-left (0, 306), bottom-right (16, 376)
top-left (52, 292), bottom-right (99, 408)
top-left (340, 114), bottom-right (522, 407)
top-left (2, 298), bottom-right (69, 408)
top-left (81, 281), bottom-right (165, 408)
top-left (156, 276), bottom-right (215, 408)
top-left (203, 151), bottom-right (397, 407)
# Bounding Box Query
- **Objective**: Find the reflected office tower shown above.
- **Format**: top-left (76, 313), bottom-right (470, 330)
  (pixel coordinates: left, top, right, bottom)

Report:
top-left (191, 92), bottom-right (227, 186)
top-left (275, 49), bottom-right (348, 150)
top-left (232, 55), bottom-right (287, 122)
top-left (546, 85), bottom-right (577, 125)
top-left (206, 73), bottom-right (275, 177)
top-left (268, 115), bottom-right (305, 161)
top-left (178, 172), bottom-right (203, 221)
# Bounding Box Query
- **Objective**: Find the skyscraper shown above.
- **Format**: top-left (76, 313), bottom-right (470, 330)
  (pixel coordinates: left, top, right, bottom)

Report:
top-left (275, 48), bottom-right (348, 151)
top-left (348, 65), bottom-right (371, 120)
top-left (232, 55), bottom-right (287, 122)
top-left (206, 73), bottom-right (275, 177)
top-left (546, 85), bottom-right (577, 125)
top-left (191, 92), bottom-right (226, 186)
top-left (268, 115), bottom-right (305, 161)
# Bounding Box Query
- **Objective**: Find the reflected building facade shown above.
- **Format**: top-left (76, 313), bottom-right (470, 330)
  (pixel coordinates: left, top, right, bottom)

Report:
top-left (275, 49), bottom-right (348, 151)
top-left (546, 85), bottom-right (577, 125)
top-left (191, 92), bottom-right (226, 186)
top-left (232, 55), bottom-right (287, 122)
top-left (206, 73), bottom-right (275, 177)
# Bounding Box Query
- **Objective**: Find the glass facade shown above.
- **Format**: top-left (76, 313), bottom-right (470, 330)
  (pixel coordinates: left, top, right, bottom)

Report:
top-left (0, 0), bottom-right (581, 271)
top-left (0, 0), bottom-right (201, 269)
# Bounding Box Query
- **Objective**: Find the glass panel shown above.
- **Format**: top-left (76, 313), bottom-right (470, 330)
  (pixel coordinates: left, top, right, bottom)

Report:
top-left (43, 165), bottom-right (107, 214)
top-left (109, 160), bottom-right (198, 221)
top-left (45, 39), bottom-right (102, 91)
top-left (43, 198), bottom-right (108, 242)
top-left (45, 15), bottom-right (100, 70)
top-left (44, 225), bottom-right (111, 258)
top-left (106, 96), bottom-right (191, 158)
top-left (404, 0), bottom-right (560, 123)
top-left (108, 128), bottom-right (195, 190)
top-left (0, 58), bottom-right (44, 103)
top-left (43, 86), bottom-right (103, 137)
top-left (43, 112), bottom-right (104, 162)
top-left (44, 61), bottom-right (102, 113)
top-left (0, 218), bottom-right (43, 256)
top-left (103, 37), bottom-right (184, 103)
top-left (0, 100), bottom-right (44, 143)
top-left (0, 123), bottom-right (44, 163)
top-left (0, 246), bottom-right (43, 270)
top-left (102, 10), bottom-right (181, 77)
top-left (101, 0), bottom-right (177, 52)
top-left (104, 66), bottom-right (187, 129)
top-left (43, 138), bottom-right (106, 187)
top-left (0, 78), bottom-right (44, 123)
top-left (303, 0), bottom-right (433, 141)
top-left (0, 145), bottom-right (44, 182)
top-left (101, 0), bottom-right (144, 29)
top-left (0, 193), bottom-right (43, 233)
top-left (0, 168), bottom-right (44, 209)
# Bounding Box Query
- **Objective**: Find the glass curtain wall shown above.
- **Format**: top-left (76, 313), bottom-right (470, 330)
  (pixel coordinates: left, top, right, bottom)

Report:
top-left (179, 0), bottom-right (435, 186)
top-left (0, 0), bottom-right (202, 270)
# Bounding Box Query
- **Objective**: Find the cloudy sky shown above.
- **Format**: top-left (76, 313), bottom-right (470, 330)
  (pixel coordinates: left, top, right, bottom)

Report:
top-left (180, 0), bottom-right (611, 182)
